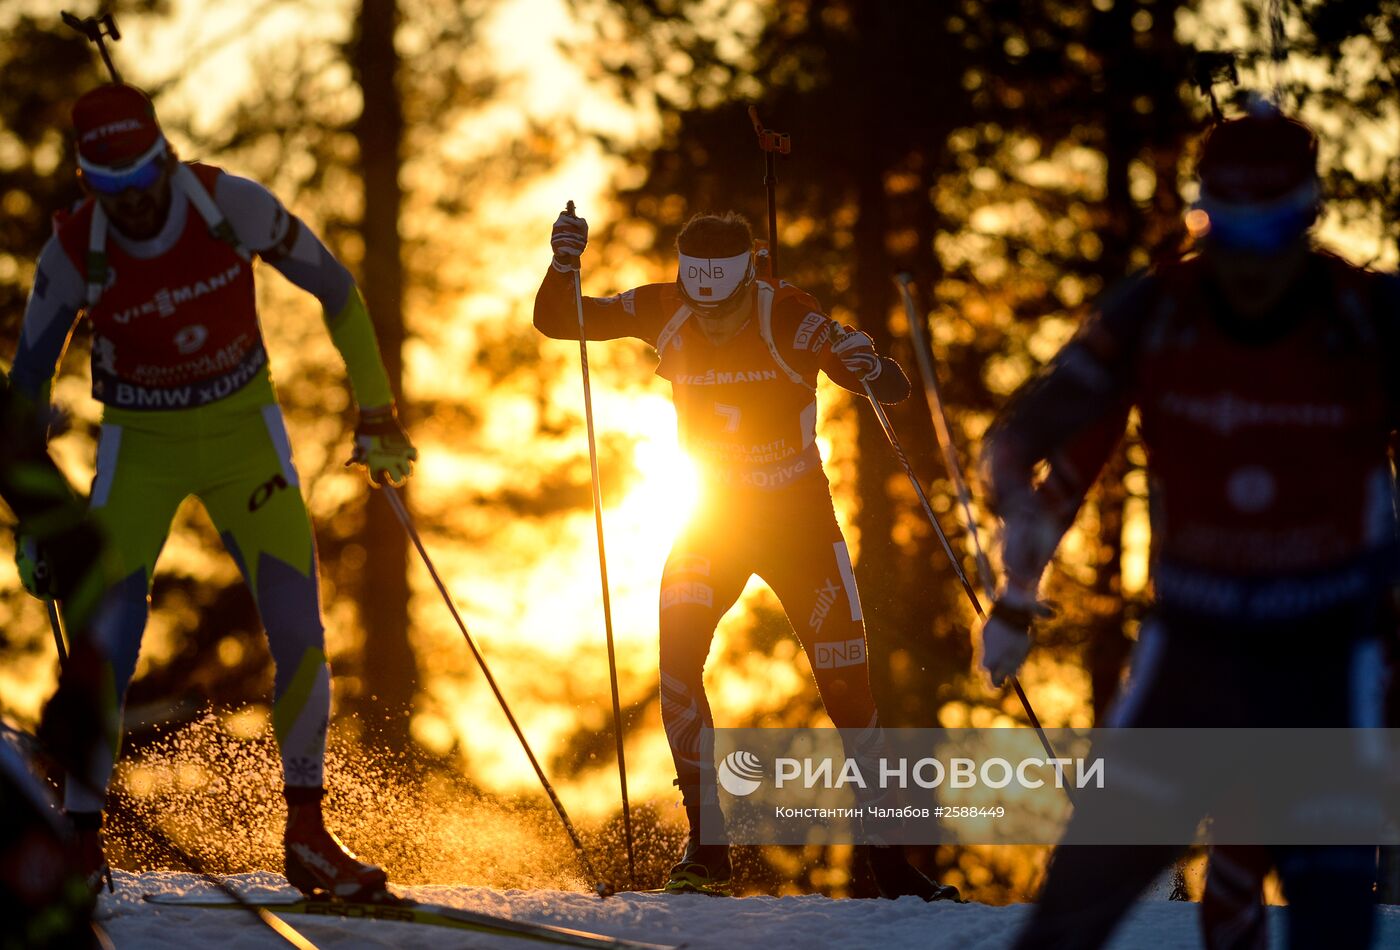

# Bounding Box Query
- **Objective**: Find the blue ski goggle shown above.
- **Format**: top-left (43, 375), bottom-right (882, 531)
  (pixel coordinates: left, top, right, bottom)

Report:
top-left (79, 138), bottom-right (167, 195)
top-left (1193, 179), bottom-right (1319, 254)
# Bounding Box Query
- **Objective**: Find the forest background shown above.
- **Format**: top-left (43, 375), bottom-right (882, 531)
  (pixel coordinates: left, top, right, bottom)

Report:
top-left (1, 0), bottom-right (1396, 902)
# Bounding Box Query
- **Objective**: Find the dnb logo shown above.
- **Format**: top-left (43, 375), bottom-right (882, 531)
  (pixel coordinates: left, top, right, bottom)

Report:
top-left (717, 750), bottom-right (764, 797)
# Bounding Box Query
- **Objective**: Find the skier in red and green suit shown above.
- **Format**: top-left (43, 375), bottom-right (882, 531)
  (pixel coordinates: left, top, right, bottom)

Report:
top-left (9, 83), bottom-right (416, 899)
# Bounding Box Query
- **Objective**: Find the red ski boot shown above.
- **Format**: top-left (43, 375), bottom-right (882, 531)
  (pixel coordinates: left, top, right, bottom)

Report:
top-left (282, 788), bottom-right (387, 900)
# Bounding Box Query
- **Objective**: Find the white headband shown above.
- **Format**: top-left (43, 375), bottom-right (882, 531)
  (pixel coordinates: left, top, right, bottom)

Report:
top-left (77, 135), bottom-right (166, 176)
top-left (677, 251), bottom-right (753, 307)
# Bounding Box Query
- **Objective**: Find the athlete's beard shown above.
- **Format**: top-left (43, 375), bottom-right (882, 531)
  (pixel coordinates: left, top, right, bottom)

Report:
top-left (1205, 238), bottom-right (1310, 319)
top-left (97, 164), bottom-right (176, 241)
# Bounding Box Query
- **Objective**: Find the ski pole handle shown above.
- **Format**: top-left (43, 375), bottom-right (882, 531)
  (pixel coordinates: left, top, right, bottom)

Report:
top-left (553, 200), bottom-right (585, 272)
top-left (748, 105), bottom-right (791, 154)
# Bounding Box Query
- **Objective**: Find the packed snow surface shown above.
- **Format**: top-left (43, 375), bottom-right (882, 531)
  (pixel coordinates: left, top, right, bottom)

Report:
top-left (103, 871), bottom-right (1400, 949)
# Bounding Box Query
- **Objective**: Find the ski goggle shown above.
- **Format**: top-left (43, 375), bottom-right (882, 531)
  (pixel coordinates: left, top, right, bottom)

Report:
top-left (78, 138), bottom-right (167, 195)
top-left (1193, 179), bottom-right (1319, 254)
top-left (677, 251), bottom-right (754, 313)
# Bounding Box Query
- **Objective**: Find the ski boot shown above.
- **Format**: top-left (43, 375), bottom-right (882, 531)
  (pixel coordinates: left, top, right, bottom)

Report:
top-left (67, 810), bottom-right (114, 895)
top-left (659, 802), bottom-right (731, 895)
top-left (866, 845), bottom-right (961, 902)
top-left (662, 837), bottom-right (732, 896)
top-left (283, 787), bottom-right (388, 901)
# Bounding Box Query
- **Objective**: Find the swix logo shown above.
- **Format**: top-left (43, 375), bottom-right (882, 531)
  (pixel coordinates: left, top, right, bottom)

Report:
top-left (80, 119), bottom-right (145, 144)
top-left (809, 578), bottom-right (843, 635)
top-left (718, 750), bottom-right (765, 797)
top-left (814, 638), bottom-right (866, 670)
top-left (110, 262), bottom-right (243, 324)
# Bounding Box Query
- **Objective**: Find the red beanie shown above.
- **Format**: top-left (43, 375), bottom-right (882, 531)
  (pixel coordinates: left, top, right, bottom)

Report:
top-left (1197, 112), bottom-right (1318, 204)
top-left (71, 84), bottom-right (162, 168)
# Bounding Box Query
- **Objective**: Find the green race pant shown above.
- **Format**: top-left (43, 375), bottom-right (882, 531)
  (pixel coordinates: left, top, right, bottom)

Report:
top-left (66, 382), bottom-right (331, 811)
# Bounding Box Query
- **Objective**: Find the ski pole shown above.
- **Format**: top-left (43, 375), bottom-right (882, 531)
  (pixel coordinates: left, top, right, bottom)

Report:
top-left (856, 376), bottom-right (1072, 802)
top-left (859, 377), bottom-right (985, 613)
top-left (46, 599), bottom-right (68, 665)
top-left (747, 107), bottom-right (789, 278)
top-left (61, 11), bottom-right (124, 84)
top-left (29, 551), bottom-right (69, 665)
top-left (142, 824), bottom-right (322, 950)
top-left (564, 201), bottom-right (635, 890)
top-left (896, 273), bottom-right (995, 592)
top-left (885, 279), bottom-right (1072, 798)
top-left (1, 719), bottom-right (322, 950)
top-left (380, 484), bottom-right (613, 897)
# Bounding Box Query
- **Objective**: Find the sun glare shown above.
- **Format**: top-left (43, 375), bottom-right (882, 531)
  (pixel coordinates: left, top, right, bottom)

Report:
top-left (618, 431), bottom-right (700, 537)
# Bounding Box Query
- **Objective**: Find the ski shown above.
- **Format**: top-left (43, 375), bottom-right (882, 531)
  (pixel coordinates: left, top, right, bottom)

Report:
top-left (142, 893), bottom-right (678, 949)
top-left (636, 869), bottom-right (733, 897)
top-left (637, 882), bottom-right (732, 897)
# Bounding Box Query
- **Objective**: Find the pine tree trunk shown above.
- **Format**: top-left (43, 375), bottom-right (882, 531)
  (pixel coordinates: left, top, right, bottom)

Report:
top-left (1084, 0), bottom-right (1139, 723)
top-left (351, 0), bottom-right (417, 749)
top-left (848, 13), bottom-right (903, 695)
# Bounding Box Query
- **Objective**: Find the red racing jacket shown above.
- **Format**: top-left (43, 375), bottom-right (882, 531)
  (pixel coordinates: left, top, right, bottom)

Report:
top-left (53, 163), bottom-right (265, 410)
top-left (984, 250), bottom-right (1400, 622)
